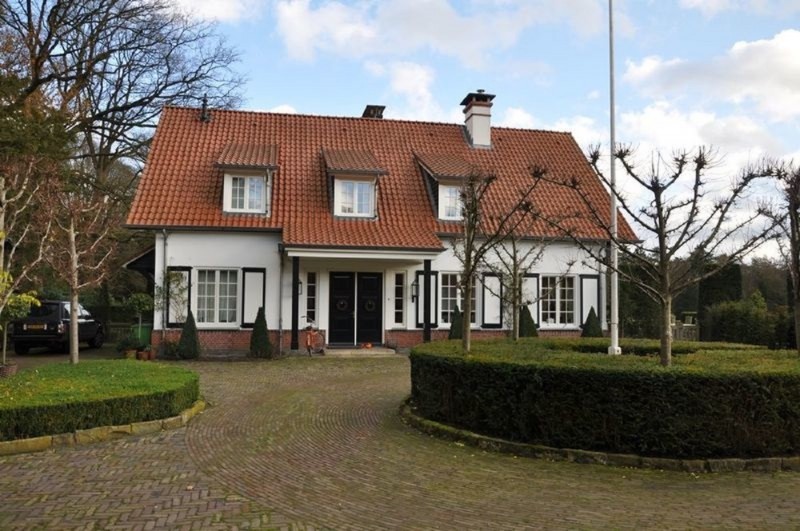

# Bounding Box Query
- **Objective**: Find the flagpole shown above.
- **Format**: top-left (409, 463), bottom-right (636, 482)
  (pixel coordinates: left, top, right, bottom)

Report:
top-left (608, 0), bottom-right (621, 355)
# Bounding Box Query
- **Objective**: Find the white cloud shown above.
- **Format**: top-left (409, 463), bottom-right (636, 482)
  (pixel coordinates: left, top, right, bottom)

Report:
top-left (366, 61), bottom-right (458, 122)
top-left (170, 0), bottom-right (265, 21)
top-left (274, 0), bottom-right (612, 68)
top-left (498, 107), bottom-right (537, 128)
top-left (623, 30), bottom-right (800, 122)
top-left (269, 104), bottom-right (298, 114)
top-left (678, 0), bottom-right (800, 16)
top-left (587, 90), bottom-right (600, 100)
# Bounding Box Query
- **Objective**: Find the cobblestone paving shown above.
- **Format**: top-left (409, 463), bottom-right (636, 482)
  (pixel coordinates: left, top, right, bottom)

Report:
top-left (3, 356), bottom-right (800, 529)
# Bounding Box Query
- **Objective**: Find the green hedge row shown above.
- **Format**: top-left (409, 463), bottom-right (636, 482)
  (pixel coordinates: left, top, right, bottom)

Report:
top-left (410, 344), bottom-right (800, 459)
top-left (0, 361), bottom-right (199, 441)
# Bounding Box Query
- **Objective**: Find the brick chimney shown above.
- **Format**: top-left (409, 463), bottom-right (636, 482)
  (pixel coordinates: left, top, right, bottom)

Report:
top-left (460, 89), bottom-right (495, 148)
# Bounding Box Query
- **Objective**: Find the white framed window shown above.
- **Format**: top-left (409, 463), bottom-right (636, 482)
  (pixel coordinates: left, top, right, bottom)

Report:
top-left (196, 269), bottom-right (239, 324)
top-left (306, 272), bottom-right (317, 323)
top-left (393, 272), bottom-right (405, 327)
top-left (541, 276), bottom-right (575, 326)
top-left (223, 173), bottom-right (270, 214)
top-left (439, 184), bottom-right (462, 220)
top-left (335, 178), bottom-right (375, 217)
top-left (440, 273), bottom-right (476, 324)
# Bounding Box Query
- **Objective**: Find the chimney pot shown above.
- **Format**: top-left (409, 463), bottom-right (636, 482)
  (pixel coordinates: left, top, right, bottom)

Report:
top-left (461, 90), bottom-right (495, 148)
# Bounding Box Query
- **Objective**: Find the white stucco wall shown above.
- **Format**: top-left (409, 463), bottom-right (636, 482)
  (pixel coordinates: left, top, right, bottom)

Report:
top-left (153, 231), bottom-right (283, 331)
top-left (152, 231), bottom-right (607, 342)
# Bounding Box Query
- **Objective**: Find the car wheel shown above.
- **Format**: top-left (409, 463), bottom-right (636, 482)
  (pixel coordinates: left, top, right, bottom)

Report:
top-left (14, 344), bottom-right (30, 355)
top-left (89, 330), bottom-right (105, 348)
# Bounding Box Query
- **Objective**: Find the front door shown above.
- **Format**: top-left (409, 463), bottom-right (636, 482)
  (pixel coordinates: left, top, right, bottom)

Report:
top-left (328, 272), bottom-right (383, 345)
top-left (329, 272), bottom-right (355, 344)
top-left (356, 273), bottom-right (382, 344)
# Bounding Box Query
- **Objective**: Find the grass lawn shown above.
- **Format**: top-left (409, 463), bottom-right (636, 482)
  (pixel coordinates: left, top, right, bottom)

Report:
top-left (0, 360), bottom-right (199, 440)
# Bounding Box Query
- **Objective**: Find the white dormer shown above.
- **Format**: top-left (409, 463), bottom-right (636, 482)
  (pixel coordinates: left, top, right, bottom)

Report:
top-left (323, 148), bottom-right (386, 219)
top-left (223, 171), bottom-right (272, 214)
top-left (216, 143), bottom-right (279, 216)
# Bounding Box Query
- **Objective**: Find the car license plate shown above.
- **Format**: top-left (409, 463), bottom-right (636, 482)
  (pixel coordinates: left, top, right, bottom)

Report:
top-left (24, 324), bottom-right (45, 331)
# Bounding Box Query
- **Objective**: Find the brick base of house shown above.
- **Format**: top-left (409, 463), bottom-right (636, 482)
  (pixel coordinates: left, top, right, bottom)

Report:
top-left (151, 327), bottom-right (582, 354)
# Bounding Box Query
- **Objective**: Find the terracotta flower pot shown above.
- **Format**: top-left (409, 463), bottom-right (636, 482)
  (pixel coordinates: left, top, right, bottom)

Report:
top-left (124, 349), bottom-right (137, 360)
top-left (0, 363), bottom-right (18, 378)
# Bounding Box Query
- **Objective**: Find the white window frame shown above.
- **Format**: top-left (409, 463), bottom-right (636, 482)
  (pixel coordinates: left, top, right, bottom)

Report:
top-left (438, 184), bottom-right (463, 220)
top-left (195, 268), bottom-right (239, 327)
top-left (440, 273), bottom-right (476, 326)
top-left (223, 172), bottom-right (271, 214)
top-left (540, 275), bottom-right (576, 327)
top-left (334, 177), bottom-right (376, 217)
top-left (392, 272), bottom-right (405, 328)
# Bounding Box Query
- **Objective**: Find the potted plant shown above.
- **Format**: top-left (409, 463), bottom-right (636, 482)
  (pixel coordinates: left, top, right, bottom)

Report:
top-left (0, 272), bottom-right (39, 378)
top-left (124, 293), bottom-right (154, 348)
top-left (115, 335), bottom-right (141, 359)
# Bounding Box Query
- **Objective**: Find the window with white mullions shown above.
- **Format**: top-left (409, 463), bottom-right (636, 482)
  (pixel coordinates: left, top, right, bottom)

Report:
top-left (335, 179), bottom-right (375, 217)
top-left (440, 273), bottom-right (475, 324)
top-left (306, 272), bottom-right (317, 322)
top-left (541, 275), bottom-right (575, 325)
top-left (394, 272), bottom-right (405, 325)
top-left (439, 184), bottom-right (463, 220)
top-left (225, 174), bottom-right (268, 214)
top-left (196, 269), bottom-right (239, 324)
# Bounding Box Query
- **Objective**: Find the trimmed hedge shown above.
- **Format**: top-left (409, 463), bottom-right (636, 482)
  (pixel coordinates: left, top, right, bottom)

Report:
top-left (410, 340), bottom-right (800, 459)
top-left (0, 360), bottom-right (199, 441)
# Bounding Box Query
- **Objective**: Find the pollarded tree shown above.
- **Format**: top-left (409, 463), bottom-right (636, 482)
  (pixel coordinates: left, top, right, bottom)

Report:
top-left (451, 170), bottom-right (542, 352)
top-left (537, 146), bottom-right (779, 366)
top-left (774, 163), bottom-right (800, 352)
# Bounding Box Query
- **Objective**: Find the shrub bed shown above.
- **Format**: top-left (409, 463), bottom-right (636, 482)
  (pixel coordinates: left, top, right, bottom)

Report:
top-left (0, 360), bottom-right (199, 441)
top-left (410, 339), bottom-right (800, 459)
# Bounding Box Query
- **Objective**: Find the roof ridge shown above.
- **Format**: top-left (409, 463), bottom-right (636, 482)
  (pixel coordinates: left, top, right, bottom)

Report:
top-left (161, 105), bottom-right (574, 135)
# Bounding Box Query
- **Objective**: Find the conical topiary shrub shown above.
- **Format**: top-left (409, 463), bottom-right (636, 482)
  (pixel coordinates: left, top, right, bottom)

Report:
top-left (581, 306), bottom-right (603, 337)
top-left (249, 306), bottom-right (273, 358)
top-left (519, 305), bottom-right (538, 337)
top-left (448, 305), bottom-right (463, 340)
top-left (177, 309), bottom-right (201, 359)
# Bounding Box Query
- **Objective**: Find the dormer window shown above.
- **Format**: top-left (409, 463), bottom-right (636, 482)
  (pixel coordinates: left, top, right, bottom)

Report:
top-left (335, 178), bottom-right (375, 217)
top-left (439, 184), bottom-right (462, 220)
top-left (322, 148), bottom-right (386, 219)
top-left (223, 172), bottom-right (271, 214)
top-left (215, 143), bottom-right (279, 216)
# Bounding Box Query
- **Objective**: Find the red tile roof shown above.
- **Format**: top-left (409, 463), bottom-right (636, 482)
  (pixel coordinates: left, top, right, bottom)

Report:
top-left (415, 152), bottom-right (475, 179)
top-left (216, 143), bottom-right (278, 169)
top-left (127, 106), bottom-right (635, 249)
top-left (323, 149), bottom-right (386, 174)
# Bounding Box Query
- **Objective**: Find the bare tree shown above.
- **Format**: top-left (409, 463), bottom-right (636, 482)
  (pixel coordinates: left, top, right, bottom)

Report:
top-left (45, 179), bottom-right (121, 363)
top-left (537, 146), bottom-right (779, 366)
top-left (2, 0), bottom-right (242, 361)
top-left (481, 221), bottom-right (546, 341)
top-left (773, 163), bottom-right (800, 351)
top-left (451, 170), bottom-right (541, 351)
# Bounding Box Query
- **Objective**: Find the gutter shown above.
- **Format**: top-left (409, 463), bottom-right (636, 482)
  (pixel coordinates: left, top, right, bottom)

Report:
top-left (277, 243), bottom-right (285, 354)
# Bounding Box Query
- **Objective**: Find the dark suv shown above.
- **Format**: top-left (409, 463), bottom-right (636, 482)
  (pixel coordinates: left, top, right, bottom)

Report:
top-left (10, 300), bottom-right (105, 355)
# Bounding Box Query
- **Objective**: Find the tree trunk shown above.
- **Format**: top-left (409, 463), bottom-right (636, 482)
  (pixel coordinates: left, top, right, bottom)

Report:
top-left (511, 266), bottom-right (520, 342)
top-left (462, 274), bottom-right (472, 352)
top-left (660, 296), bottom-right (673, 367)
top-left (794, 298), bottom-right (800, 352)
top-left (69, 218), bottom-right (80, 365)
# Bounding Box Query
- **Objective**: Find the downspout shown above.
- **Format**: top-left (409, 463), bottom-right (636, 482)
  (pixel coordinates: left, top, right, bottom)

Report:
top-left (159, 229), bottom-right (168, 356)
top-left (278, 243), bottom-right (284, 354)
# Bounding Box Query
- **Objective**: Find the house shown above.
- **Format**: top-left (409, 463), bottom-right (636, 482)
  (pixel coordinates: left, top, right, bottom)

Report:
top-left (126, 90), bottom-right (628, 352)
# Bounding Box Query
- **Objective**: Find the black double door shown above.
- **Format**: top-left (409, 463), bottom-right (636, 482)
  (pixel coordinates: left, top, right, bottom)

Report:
top-left (328, 272), bottom-right (382, 345)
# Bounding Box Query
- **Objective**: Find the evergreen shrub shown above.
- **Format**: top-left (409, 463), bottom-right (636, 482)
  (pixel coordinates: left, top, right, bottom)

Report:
top-left (519, 306), bottom-right (538, 337)
top-left (448, 306), bottom-right (463, 340)
top-left (410, 340), bottom-right (800, 459)
top-left (176, 310), bottom-right (201, 359)
top-left (580, 307), bottom-right (603, 337)
top-left (249, 307), bottom-right (273, 358)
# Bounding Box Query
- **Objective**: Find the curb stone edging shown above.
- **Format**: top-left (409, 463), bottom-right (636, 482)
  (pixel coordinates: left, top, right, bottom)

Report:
top-left (399, 400), bottom-right (795, 473)
top-left (0, 400), bottom-right (206, 457)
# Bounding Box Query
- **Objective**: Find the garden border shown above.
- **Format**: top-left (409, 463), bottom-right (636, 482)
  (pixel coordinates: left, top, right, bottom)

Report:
top-left (400, 400), bottom-right (800, 473)
top-left (0, 400), bottom-right (206, 457)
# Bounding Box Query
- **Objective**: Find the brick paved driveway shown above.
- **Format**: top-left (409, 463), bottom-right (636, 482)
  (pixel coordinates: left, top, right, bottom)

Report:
top-left (3, 356), bottom-right (800, 529)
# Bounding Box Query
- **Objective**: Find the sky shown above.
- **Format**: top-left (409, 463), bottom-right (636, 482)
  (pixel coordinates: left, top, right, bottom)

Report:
top-left (173, 0), bottom-right (799, 256)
